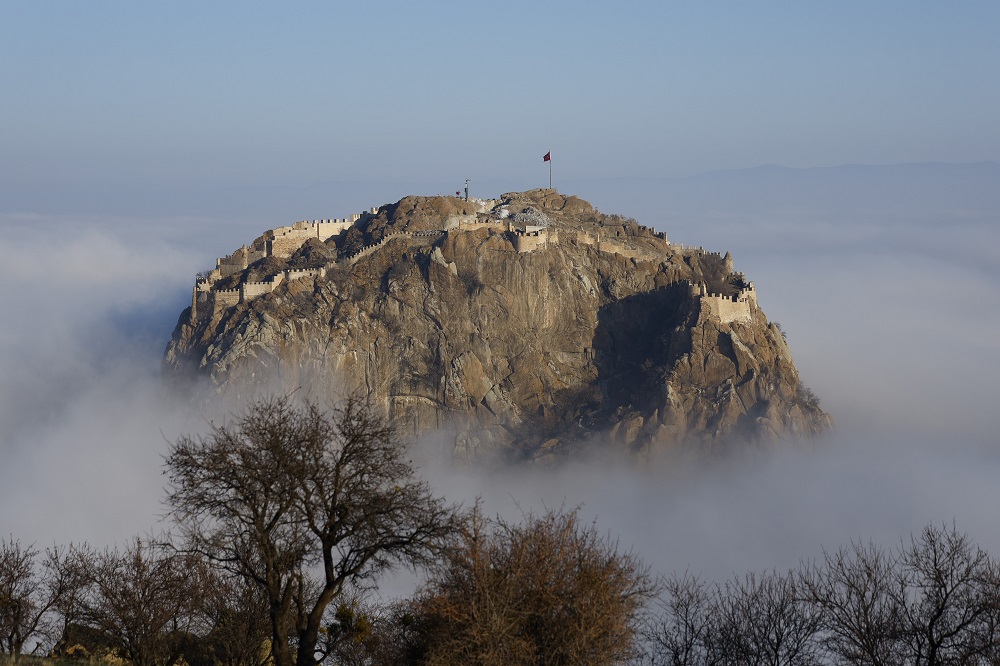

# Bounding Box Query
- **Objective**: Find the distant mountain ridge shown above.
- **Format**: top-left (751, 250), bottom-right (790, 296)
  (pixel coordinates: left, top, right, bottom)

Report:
top-left (695, 160), bottom-right (999, 176)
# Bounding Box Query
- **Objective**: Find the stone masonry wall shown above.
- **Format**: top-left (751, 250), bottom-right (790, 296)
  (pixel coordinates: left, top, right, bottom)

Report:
top-left (513, 229), bottom-right (557, 253)
top-left (191, 212), bottom-right (374, 321)
top-left (695, 282), bottom-right (757, 325)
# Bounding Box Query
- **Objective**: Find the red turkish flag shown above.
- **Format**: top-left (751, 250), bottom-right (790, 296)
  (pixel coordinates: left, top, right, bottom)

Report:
top-left (543, 151), bottom-right (551, 162)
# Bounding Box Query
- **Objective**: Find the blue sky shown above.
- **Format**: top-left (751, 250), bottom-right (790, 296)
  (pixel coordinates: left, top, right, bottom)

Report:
top-left (2, 2), bottom-right (998, 217)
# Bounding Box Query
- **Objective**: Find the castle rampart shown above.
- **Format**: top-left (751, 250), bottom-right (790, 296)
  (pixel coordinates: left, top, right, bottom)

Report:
top-left (562, 226), bottom-right (668, 262)
top-left (193, 266), bottom-right (335, 320)
top-left (286, 267), bottom-right (326, 280)
top-left (345, 231), bottom-right (413, 264)
top-left (512, 228), bottom-right (557, 253)
top-left (692, 281), bottom-right (757, 325)
top-left (215, 245), bottom-right (267, 278)
top-left (265, 216), bottom-right (369, 258)
top-left (241, 276), bottom-right (281, 301)
top-left (213, 288), bottom-right (240, 309)
top-left (444, 214), bottom-right (479, 229)
top-left (189, 208), bottom-right (377, 323)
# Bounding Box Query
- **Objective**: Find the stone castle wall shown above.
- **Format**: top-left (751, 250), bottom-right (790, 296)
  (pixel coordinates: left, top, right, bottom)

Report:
top-left (265, 214), bottom-right (372, 258)
top-left (563, 228), bottom-right (667, 262)
top-left (191, 209), bottom-right (376, 320)
top-left (444, 214), bottom-right (479, 229)
top-left (343, 231), bottom-right (411, 263)
top-left (195, 267), bottom-right (336, 319)
top-left (211, 246), bottom-right (268, 282)
top-left (513, 228), bottom-right (557, 253)
top-left (241, 277), bottom-right (282, 301)
top-left (694, 281), bottom-right (757, 325)
top-left (212, 288), bottom-right (240, 308)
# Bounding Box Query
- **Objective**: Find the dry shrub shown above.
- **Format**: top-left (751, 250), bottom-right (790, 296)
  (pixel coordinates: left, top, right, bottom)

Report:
top-left (405, 506), bottom-right (656, 666)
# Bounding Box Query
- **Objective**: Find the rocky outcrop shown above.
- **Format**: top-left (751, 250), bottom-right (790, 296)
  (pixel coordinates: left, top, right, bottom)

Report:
top-left (164, 190), bottom-right (831, 461)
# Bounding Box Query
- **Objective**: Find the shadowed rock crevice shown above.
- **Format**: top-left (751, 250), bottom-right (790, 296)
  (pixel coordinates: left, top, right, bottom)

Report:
top-left (592, 284), bottom-right (693, 418)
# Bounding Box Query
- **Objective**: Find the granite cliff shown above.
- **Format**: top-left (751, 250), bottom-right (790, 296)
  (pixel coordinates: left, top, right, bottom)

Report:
top-left (164, 189), bottom-right (831, 460)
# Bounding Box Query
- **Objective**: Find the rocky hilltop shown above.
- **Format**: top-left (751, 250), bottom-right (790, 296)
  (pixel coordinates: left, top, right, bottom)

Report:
top-left (164, 189), bottom-right (831, 460)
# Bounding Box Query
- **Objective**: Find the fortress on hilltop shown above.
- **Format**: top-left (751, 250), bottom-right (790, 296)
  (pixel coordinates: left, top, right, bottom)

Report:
top-left (187, 194), bottom-right (758, 327)
top-left (165, 188), bottom-right (829, 455)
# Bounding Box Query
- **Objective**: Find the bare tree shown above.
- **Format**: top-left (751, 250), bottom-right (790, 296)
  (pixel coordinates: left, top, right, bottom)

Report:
top-left (898, 523), bottom-right (999, 666)
top-left (646, 570), bottom-right (821, 666)
top-left (195, 568), bottom-right (271, 666)
top-left (715, 571), bottom-right (822, 666)
top-left (0, 538), bottom-right (93, 662)
top-left (406, 506), bottom-right (656, 666)
top-left (46, 542), bottom-right (97, 654)
top-left (0, 538), bottom-right (42, 662)
top-left (165, 394), bottom-right (459, 666)
top-left (81, 538), bottom-right (203, 666)
top-left (801, 540), bottom-right (908, 666)
top-left (802, 524), bottom-right (1000, 666)
top-left (642, 572), bottom-right (715, 666)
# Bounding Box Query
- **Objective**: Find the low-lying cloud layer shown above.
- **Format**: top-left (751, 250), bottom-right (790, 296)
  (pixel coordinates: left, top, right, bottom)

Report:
top-left (0, 212), bottom-right (248, 545)
top-left (2, 164), bottom-right (998, 586)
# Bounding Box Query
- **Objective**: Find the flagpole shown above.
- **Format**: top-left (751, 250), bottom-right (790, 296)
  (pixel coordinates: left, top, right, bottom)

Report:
top-left (549, 157), bottom-right (552, 190)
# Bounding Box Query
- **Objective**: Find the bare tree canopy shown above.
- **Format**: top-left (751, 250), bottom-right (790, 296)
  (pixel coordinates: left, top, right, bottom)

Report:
top-left (647, 523), bottom-right (1000, 666)
top-left (800, 540), bottom-right (908, 666)
top-left (80, 539), bottom-right (202, 666)
top-left (0, 539), bottom-right (93, 663)
top-left (164, 394), bottom-right (459, 666)
top-left (898, 523), bottom-right (999, 666)
top-left (713, 571), bottom-right (822, 666)
top-left (194, 569), bottom-right (271, 666)
top-left (0, 538), bottom-right (43, 661)
top-left (644, 570), bottom-right (821, 666)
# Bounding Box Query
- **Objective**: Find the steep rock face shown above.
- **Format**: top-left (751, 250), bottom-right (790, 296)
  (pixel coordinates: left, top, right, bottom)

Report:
top-left (164, 190), bottom-right (831, 460)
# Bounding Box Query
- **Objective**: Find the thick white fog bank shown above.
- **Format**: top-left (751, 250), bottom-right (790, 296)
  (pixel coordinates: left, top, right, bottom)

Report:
top-left (1, 164), bottom-right (998, 581)
top-left (414, 428), bottom-right (1000, 583)
top-left (0, 212), bottom-right (250, 545)
top-left (757, 251), bottom-right (1000, 441)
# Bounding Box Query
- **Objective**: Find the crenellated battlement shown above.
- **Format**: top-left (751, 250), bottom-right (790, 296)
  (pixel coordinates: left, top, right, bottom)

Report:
top-left (211, 288), bottom-right (241, 309)
top-left (511, 227), bottom-right (557, 253)
top-left (266, 213), bottom-right (373, 258)
top-left (691, 280), bottom-right (758, 325)
top-left (190, 208), bottom-right (376, 320)
top-left (193, 267), bottom-right (336, 319)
